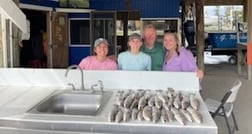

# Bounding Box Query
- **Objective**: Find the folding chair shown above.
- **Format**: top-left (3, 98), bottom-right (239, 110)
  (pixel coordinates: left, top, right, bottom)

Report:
top-left (205, 80), bottom-right (242, 134)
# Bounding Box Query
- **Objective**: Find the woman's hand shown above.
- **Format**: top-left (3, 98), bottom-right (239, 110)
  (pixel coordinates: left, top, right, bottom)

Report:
top-left (196, 69), bottom-right (204, 79)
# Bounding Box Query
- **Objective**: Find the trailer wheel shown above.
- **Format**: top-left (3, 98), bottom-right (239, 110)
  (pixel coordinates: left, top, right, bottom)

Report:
top-left (228, 55), bottom-right (237, 64)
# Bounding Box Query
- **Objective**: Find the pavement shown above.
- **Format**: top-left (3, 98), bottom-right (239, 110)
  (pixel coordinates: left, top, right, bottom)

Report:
top-left (201, 52), bottom-right (251, 134)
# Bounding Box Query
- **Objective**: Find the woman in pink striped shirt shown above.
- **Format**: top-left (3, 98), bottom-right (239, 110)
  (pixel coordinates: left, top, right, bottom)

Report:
top-left (79, 38), bottom-right (117, 70)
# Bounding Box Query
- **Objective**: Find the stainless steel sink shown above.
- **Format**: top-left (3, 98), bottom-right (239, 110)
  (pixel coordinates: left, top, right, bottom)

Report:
top-left (27, 90), bottom-right (112, 116)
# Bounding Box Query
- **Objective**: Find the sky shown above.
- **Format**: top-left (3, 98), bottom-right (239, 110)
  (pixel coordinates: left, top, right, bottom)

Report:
top-left (204, 6), bottom-right (243, 17)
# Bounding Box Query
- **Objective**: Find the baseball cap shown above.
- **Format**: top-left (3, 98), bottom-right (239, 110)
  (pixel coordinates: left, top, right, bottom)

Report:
top-left (128, 33), bottom-right (142, 41)
top-left (94, 38), bottom-right (109, 47)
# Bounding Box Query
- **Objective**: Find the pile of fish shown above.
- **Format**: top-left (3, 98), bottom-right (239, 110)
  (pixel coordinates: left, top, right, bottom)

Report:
top-left (108, 88), bottom-right (203, 125)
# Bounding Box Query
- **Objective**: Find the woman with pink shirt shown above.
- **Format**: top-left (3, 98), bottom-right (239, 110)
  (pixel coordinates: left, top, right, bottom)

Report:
top-left (78, 38), bottom-right (117, 70)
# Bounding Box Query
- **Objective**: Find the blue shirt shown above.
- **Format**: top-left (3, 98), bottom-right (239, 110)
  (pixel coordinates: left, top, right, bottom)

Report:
top-left (118, 51), bottom-right (151, 71)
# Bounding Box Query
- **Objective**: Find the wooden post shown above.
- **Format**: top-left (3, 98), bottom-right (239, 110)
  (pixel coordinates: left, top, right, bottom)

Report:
top-left (12, 0), bottom-right (20, 5)
top-left (247, 0), bottom-right (252, 80)
top-left (12, 0), bottom-right (21, 67)
top-left (243, 0), bottom-right (248, 22)
top-left (0, 15), bottom-right (2, 67)
top-left (195, 0), bottom-right (205, 70)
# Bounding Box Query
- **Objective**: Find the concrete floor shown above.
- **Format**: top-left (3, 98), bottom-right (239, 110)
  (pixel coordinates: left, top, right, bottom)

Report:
top-left (202, 53), bottom-right (251, 134)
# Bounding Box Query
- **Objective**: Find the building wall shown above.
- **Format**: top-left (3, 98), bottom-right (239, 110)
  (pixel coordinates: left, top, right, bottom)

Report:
top-left (89, 0), bottom-right (179, 18)
top-left (19, 0), bottom-right (180, 66)
top-left (67, 0), bottom-right (180, 65)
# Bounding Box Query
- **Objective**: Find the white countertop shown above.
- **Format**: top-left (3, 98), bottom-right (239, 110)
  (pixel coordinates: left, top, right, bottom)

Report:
top-left (0, 68), bottom-right (217, 133)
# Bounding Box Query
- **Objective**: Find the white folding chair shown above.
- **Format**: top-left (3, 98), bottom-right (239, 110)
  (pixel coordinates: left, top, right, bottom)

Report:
top-left (205, 80), bottom-right (242, 134)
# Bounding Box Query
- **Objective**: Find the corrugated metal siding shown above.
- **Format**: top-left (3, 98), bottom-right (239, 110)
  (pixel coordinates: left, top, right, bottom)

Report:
top-left (20, 0), bottom-right (179, 18)
top-left (90, 0), bottom-right (179, 18)
top-left (132, 0), bottom-right (179, 18)
top-left (90, 0), bottom-right (124, 10)
top-left (20, 0), bottom-right (58, 8)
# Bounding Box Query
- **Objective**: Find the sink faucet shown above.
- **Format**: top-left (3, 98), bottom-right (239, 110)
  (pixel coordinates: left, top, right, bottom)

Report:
top-left (97, 80), bottom-right (104, 93)
top-left (65, 65), bottom-right (85, 91)
top-left (90, 80), bottom-right (104, 93)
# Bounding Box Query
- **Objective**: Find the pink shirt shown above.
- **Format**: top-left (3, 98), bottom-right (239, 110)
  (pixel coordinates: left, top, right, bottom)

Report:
top-left (79, 56), bottom-right (117, 70)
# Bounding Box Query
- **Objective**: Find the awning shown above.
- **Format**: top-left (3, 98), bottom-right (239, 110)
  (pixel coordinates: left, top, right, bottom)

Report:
top-left (55, 8), bottom-right (94, 13)
top-left (0, 0), bottom-right (27, 32)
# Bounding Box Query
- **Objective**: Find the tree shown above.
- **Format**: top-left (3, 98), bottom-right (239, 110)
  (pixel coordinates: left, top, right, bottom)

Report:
top-left (214, 6), bottom-right (221, 30)
top-left (224, 6), bottom-right (231, 26)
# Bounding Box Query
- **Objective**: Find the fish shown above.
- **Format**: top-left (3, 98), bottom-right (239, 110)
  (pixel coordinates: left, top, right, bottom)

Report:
top-left (173, 93), bottom-right (181, 109)
top-left (116, 91), bottom-right (124, 106)
top-left (115, 109), bottom-right (124, 123)
top-left (144, 90), bottom-right (152, 100)
top-left (133, 90), bottom-right (141, 100)
top-left (124, 94), bottom-right (134, 108)
top-left (166, 109), bottom-right (174, 122)
top-left (171, 107), bottom-right (185, 125)
top-left (187, 106), bottom-right (203, 124)
top-left (171, 107), bottom-right (179, 114)
top-left (130, 98), bottom-right (139, 109)
top-left (167, 96), bottom-right (174, 109)
top-left (174, 111), bottom-right (186, 125)
top-left (163, 101), bottom-right (171, 111)
top-left (180, 109), bottom-right (193, 122)
top-left (161, 109), bottom-right (169, 123)
top-left (138, 96), bottom-right (147, 110)
top-left (131, 108), bottom-right (139, 120)
top-left (142, 106), bottom-right (152, 121)
top-left (148, 95), bottom-right (155, 107)
top-left (167, 87), bottom-right (176, 98)
top-left (122, 90), bottom-right (132, 100)
top-left (189, 94), bottom-right (200, 111)
top-left (123, 108), bottom-right (131, 122)
top-left (137, 109), bottom-right (144, 121)
top-left (108, 104), bottom-right (119, 122)
top-left (154, 96), bottom-right (162, 109)
top-left (137, 89), bottom-right (146, 98)
top-left (152, 106), bottom-right (161, 123)
top-left (181, 94), bottom-right (190, 110)
top-left (157, 92), bottom-right (169, 103)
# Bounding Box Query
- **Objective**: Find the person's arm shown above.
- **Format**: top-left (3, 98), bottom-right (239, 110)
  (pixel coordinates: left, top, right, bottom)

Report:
top-left (78, 59), bottom-right (86, 69)
top-left (78, 56), bottom-right (90, 70)
top-left (196, 68), bottom-right (204, 79)
top-left (146, 56), bottom-right (152, 71)
top-left (180, 49), bottom-right (197, 72)
top-left (111, 61), bottom-right (118, 70)
top-left (117, 54), bottom-right (123, 70)
top-left (180, 49), bottom-right (204, 79)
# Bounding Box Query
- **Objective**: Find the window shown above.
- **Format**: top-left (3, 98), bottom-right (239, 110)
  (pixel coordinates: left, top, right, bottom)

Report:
top-left (116, 20), bottom-right (141, 36)
top-left (69, 19), bottom-right (90, 45)
top-left (204, 6), bottom-right (243, 31)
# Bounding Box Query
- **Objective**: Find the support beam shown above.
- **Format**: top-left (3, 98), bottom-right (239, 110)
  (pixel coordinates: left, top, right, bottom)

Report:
top-left (195, 0), bottom-right (205, 70)
top-left (247, 0), bottom-right (252, 41)
top-left (205, 0), bottom-right (245, 5)
top-left (247, 0), bottom-right (252, 80)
